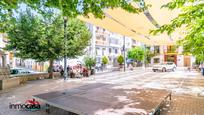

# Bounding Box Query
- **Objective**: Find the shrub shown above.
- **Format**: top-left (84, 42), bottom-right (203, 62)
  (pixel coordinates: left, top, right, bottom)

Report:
top-left (117, 55), bottom-right (124, 65)
top-left (102, 56), bottom-right (109, 65)
top-left (84, 56), bottom-right (96, 70)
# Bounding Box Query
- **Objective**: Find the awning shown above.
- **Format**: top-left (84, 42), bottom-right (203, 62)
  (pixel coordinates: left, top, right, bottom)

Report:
top-left (78, 0), bottom-right (184, 46)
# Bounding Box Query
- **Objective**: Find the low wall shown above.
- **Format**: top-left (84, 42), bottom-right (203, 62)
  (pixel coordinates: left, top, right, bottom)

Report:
top-left (0, 77), bottom-right (20, 90)
top-left (11, 72), bottom-right (61, 84)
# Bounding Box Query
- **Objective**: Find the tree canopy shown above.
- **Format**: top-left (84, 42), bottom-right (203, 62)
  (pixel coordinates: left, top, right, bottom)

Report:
top-left (7, 8), bottom-right (91, 61)
top-left (0, 0), bottom-right (145, 33)
top-left (6, 8), bottom-right (91, 77)
top-left (151, 0), bottom-right (204, 61)
top-left (127, 47), bottom-right (145, 61)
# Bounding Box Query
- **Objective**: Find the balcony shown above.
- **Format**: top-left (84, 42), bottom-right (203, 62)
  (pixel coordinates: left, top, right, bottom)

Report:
top-left (165, 46), bottom-right (178, 54)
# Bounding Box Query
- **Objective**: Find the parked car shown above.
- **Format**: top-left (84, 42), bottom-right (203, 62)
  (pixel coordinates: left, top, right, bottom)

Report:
top-left (10, 68), bottom-right (31, 75)
top-left (152, 62), bottom-right (176, 72)
top-left (10, 67), bottom-right (42, 75)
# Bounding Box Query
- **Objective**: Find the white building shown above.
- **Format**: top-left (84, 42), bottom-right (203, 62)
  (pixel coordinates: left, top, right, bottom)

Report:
top-left (86, 24), bottom-right (143, 66)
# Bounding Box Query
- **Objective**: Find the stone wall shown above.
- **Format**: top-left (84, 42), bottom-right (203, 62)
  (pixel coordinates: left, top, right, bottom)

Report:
top-left (0, 67), bottom-right (10, 80)
top-left (0, 66), bottom-right (61, 90)
top-left (0, 72), bottom-right (61, 90)
top-left (0, 77), bottom-right (20, 90)
top-left (12, 72), bottom-right (61, 84)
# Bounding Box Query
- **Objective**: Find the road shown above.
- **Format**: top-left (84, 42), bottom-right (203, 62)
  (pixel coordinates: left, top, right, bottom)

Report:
top-left (0, 68), bottom-right (203, 115)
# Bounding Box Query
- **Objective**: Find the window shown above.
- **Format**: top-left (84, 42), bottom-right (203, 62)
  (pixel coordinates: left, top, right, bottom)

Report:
top-left (102, 37), bottom-right (106, 41)
top-left (115, 49), bottom-right (118, 54)
top-left (154, 46), bottom-right (160, 54)
top-left (96, 37), bottom-right (100, 40)
top-left (102, 48), bottom-right (106, 55)
top-left (109, 48), bottom-right (112, 53)
top-left (154, 58), bottom-right (160, 63)
top-left (96, 47), bottom-right (100, 55)
top-left (167, 46), bottom-right (176, 53)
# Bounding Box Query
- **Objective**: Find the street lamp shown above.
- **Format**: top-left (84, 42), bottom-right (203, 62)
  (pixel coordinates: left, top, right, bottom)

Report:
top-left (64, 16), bottom-right (68, 80)
top-left (123, 36), bottom-right (126, 71)
top-left (143, 44), bottom-right (146, 69)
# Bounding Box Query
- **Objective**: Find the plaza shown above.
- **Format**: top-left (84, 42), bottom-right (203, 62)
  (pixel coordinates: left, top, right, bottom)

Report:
top-left (0, 68), bottom-right (204, 115)
top-left (0, 0), bottom-right (203, 115)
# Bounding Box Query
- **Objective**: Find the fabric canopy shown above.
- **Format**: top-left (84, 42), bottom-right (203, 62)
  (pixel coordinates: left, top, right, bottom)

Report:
top-left (78, 0), bottom-right (183, 46)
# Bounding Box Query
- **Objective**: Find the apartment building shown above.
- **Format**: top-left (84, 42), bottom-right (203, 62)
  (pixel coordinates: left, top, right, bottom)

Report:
top-left (0, 33), bottom-right (10, 67)
top-left (87, 24), bottom-right (141, 66)
top-left (150, 45), bottom-right (195, 67)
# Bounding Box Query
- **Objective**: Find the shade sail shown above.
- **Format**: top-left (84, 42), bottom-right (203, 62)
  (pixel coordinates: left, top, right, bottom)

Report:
top-left (78, 0), bottom-right (183, 46)
top-left (145, 0), bottom-right (180, 25)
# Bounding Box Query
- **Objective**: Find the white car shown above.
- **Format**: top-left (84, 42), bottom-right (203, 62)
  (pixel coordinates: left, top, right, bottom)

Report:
top-left (152, 62), bottom-right (176, 72)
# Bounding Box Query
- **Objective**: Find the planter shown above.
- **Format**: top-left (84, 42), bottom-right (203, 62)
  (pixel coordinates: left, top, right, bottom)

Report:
top-left (119, 64), bottom-right (123, 68)
top-left (88, 70), bottom-right (91, 76)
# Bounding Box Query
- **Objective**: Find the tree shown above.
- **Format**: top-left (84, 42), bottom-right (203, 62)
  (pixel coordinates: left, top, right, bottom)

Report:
top-left (6, 8), bottom-right (91, 78)
top-left (117, 55), bottom-right (124, 65)
top-left (6, 0), bottom-right (142, 17)
top-left (83, 56), bottom-right (96, 70)
top-left (127, 47), bottom-right (145, 61)
top-left (151, 0), bottom-right (204, 61)
top-left (145, 49), bottom-right (155, 64)
top-left (0, 0), bottom-right (146, 33)
top-left (102, 56), bottom-right (109, 65)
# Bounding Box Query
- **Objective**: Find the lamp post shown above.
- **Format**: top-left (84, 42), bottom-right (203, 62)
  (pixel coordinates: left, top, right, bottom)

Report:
top-left (64, 16), bottom-right (68, 80)
top-left (123, 36), bottom-right (126, 71)
top-left (143, 44), bottom-right (146, 69)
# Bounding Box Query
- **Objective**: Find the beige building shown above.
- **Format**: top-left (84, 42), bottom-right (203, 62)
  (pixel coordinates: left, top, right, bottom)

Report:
top-left (151, 45), bottom-right (195, 67)
top-left (0, 33), bottom-right (10, 67)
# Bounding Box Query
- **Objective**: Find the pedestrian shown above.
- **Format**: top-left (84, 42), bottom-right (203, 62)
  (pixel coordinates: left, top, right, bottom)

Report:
top-left (67, 65), bottom-right (70, 76)
top-left (199, 64), bottom-right (202, 72)
top-left (187, 66), bottom-right (191, 72)
top-left (202, 63), bottom-right (204, 76)
top-left (129, 63), bottom-right (133, 71)
top-left (59, 65), bottom-right (64, 77)
top-left (101, 63), bottom-right (104, 72)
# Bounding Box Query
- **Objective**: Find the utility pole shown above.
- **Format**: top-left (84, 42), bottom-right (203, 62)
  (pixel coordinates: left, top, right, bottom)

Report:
top-left (143, 44), bottom-right (146, 69)
top-left (64, 16), bottom-right (68, 80)
top-left (123, 36), bottom-right (126, 71)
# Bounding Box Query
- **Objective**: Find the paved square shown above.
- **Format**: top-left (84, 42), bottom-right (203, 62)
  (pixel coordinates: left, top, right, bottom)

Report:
top-left (0, 68), bottom-right (204, 115)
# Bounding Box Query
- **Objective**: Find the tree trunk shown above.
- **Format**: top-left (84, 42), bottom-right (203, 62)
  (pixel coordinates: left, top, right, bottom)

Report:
top-left (48, 59), bottom-right (54, 79)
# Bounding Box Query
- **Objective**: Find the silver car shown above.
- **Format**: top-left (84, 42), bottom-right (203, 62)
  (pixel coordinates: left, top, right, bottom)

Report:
top-left (152, 62), bottom-right (176, 72)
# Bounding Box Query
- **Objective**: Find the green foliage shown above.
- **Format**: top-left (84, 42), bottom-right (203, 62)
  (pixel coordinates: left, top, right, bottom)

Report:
top-left (102, 56), bottom-right (109, 65)
top-left (0, 0), bottom-right (147, 33)
top-left (45, 0), bottom-right (141, 18)
top-left (6, 8), bottom-right (91, 62)
top-left (145, 49), bottom-right (155, 64)
top-left (0, 0), bottom-right (17, 32)
top-left (151, 0), bottom-right (204, 61)
top-left (127, 47), bottom-right (145, 61)
top-left (117, 55), bottom-right (124, 65)
top-left (83, 56), bottom-right (96, 70)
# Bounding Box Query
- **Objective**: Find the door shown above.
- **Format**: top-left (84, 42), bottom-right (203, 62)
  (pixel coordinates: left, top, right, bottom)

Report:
top-left (184, 56), bottom-right (190, 67)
